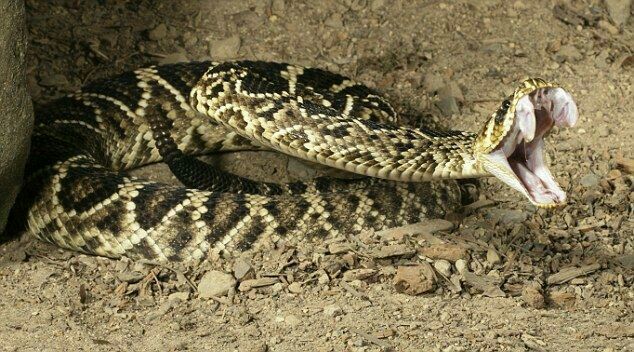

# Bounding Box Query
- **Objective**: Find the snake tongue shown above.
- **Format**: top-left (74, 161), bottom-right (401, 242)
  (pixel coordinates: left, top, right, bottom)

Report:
top-left (482, 87), bottom-right (578, 207)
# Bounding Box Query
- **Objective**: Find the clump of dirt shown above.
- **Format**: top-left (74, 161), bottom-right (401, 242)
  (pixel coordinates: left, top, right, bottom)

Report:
top-left (1, 0), bottom-right (632, 351)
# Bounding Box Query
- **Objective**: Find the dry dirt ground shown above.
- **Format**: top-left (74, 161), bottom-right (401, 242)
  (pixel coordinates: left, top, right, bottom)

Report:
top-left (1, 0), bottom-right (633, 351)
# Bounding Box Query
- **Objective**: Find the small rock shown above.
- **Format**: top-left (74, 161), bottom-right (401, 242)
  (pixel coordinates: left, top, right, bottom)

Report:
top-left (549, 291), bottom-right (576, 309)
top-left (370, 0), bottom-right (386, 11)
top-left (324, 13), bottom-right (344, 28)
top-left (440, 82), bottom-right (464, 102)
top-left (393, 263), bottom-right (436, 295)
top-left (158, 52), bottom-right (189, 65)
top-left (449, 274), bottom-right (463, 292)
top-left (580, 173), bottom-right (600, 188)
top-left (148, 23), bottom-right (168, 41)
top-left (284, 314), bottom-right (301, 325)
top-left (455, 259), bottom-right (468, 275)
top-left (486, 209), bottom-right (528, 225)
top-left (343, 268), bottom-right (377, 282)
top-left (423, 73), bottom-right (444, 93)
top-left (607, 169), bottom-right (622, 180)
top-left (181, 32), bottom-right (198, 49)
top-left (373, 244), bottom-right (416, 259)
top-left (555, 44), bottom-right (583, 63)
top-left (233, 258), bottom-right (253, 280)
top-left (616, 254), bottom-right (634, 269)
top-left (604, 0), bottom-right (631, 27)
top-left (597, 19), bottom-right (620, 35)
top-left (271, 282), bottom-right (284, 293)
top-left (271, 0), bottom-right (286, 14)
top-left (238, 277), bottom-right (279, 292)
top-left (198, 270), bottom-right (236, 298)
top-left (328, 242), bottom-right (352, 254)
top-left (433, 259), bottom-right (452, 277)
top-left (317, 271), bottom-right (330, 285)
top-left (463, 271), bottom-right (505, 297)
top-left (287, 282), bottom-right (303, 293)
top-left (208, 35), bottom-right (241, 60)
top-left (486, 248), bottom-right (502, 265)
top-left (597, 125), bottom-right (611, 137)
top-left (168, 291), bottom-right (190, 302)
top-left (116, 271), bottom-right (145, 284)
top-left (419, 244), bottom-right (469, 262)
top-left (39, 73), bottom-right (69, 87)
top-left (512, 0), bottom-right (527, 10)
top-left (521, 283), bottom-right (545, 309)
top-left (616, 155), bottom-right (633, 174)
top-left (435, 93), bottom-right (460, 117)
top-left (323, 304), bottom-right (343, 317)
top-left (247, 341), bottom-right (268, 352)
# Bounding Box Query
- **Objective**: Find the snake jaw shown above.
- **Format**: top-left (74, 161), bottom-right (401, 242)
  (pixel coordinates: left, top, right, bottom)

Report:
top-left (481, 87), bottom-right (578, 208)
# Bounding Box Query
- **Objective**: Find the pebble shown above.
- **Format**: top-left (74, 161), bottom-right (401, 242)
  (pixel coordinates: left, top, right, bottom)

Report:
top-left (440, 82), bottom-right (464, 102)
top-left (158, 52), bottom-right (189, 65)
top-left (616, 254), bottom-right (634, 270)
top-left (373, 244), bottom-right (416, 259)
top-left (486, 208), bottom-right (528, 225)
top-left (168, 291), bottom-right (190, 302)
top-left (39, 73), bottom-right (69, 87)
top-left (393, 264), bottom-right (436, 295)
top-left (455, 259), bottom-right (468, 275)
top-left (287, 282), bottom-right (303, 293)
top-left (604, 0), bottom-right (631, 26)
top-left (233, 258), bottom-right (253, 280)
top-left (323, 304), bottom-right (343, 317)
top-left (521, 283), bottom-right (545, 309)
top-left (597, 20), bottom-right (620, 35)
top-left (370, 0), bottom-right (386, 11)
top-left (435, 92), bottom-right (460, 117)
top-left (597, 125), bottom-right (611, 137)
top-left (317, 271), bottom-right (330, 285)
top-left (423, 73), bottom-right (445, 93)
top-left (324, 13), bottom-right (344, 28)
top-left (419, 244), bottom-right (469, 262)
top-left (486, 248), bottom-right (502, 266)
top-left (208, 35), bottom-right (241, 60)
top-left (342, 268), bottom-right (377, 282)
top-left (238, 277), bottom-right (279, 292)
top-left (115, 270), bottom-right (145, 284)
top-left (580, 173), bottom-right (600, 188)
top-left (549, 291), bottom-right (576, 309)
top-left (284, 314), bottom-right (301, 325)
top-left (271, 0), bottom-right (286, 14)
top-left (198, 270), bottom-right (236, 298)
top-left (433, 259), bottom-right (452, 277)
top-left (328, 242), bottom-right (352, 254)
top-left (148, 23), bottom-right (168, 41)
top-left (555, 44), bottom-right (583, 63)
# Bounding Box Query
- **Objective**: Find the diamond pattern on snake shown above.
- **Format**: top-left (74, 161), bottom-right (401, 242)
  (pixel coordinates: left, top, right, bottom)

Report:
top-left (10, 61), bottom-right (578, 263)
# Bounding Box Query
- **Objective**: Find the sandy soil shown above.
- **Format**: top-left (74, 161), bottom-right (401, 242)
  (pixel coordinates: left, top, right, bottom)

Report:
top-left (1, 0), bottom-right (632, 351)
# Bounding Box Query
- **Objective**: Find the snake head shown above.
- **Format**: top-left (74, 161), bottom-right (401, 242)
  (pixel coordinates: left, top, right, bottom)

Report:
top-left (474, 78), bottom-right (578, 208)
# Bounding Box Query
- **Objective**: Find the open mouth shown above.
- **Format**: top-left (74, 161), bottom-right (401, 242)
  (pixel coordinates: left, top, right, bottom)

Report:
top-left (481, 87), bottom-right (578, 207)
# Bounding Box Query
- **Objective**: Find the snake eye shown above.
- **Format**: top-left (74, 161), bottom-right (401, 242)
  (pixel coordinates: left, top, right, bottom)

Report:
top-left (495, 99), bottom-right (511, 123)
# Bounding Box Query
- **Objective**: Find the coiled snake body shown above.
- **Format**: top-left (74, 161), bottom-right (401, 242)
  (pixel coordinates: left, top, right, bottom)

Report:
top-left (11, 61), bottom-right (578, 263)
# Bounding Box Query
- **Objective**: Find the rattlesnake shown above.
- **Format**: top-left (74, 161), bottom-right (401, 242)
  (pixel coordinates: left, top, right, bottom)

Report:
top-left (9, 61), bottom-right (578, 263)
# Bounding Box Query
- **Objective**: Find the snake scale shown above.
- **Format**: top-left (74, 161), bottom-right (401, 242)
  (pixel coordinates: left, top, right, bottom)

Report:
top-left (9, 60), bottom-right (578, 264)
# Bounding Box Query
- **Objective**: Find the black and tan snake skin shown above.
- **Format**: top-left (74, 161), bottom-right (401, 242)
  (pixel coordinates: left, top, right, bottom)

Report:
top-left (10, 61), bottom-right (578, 263)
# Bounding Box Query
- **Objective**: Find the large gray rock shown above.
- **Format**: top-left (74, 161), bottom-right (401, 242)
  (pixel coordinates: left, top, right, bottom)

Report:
top-left (0, 1), bottom-right (32, 234)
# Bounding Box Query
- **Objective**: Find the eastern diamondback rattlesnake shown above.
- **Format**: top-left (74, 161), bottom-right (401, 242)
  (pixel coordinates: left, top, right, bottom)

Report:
top-left (9, 61), bottom-right (578, 263)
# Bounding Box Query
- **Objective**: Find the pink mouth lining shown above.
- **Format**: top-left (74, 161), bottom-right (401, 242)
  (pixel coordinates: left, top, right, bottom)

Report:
top-left (486, 88), bottom-right (578, 206)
